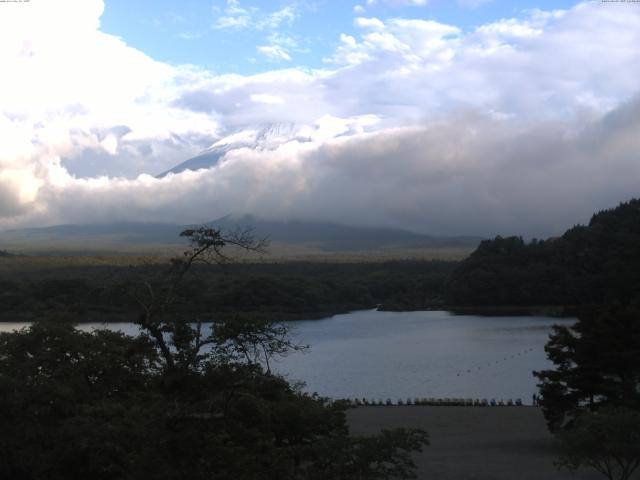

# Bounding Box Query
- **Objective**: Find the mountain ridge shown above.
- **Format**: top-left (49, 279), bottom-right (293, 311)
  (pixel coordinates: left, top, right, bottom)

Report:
top-left (0, 217), bottom-right (483, 252)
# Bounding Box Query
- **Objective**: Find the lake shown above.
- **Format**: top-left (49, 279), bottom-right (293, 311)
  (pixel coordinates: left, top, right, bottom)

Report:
top-left (0, 310), bottom-right (573, 404)
top-left (275, 310), bottom-right (574, 403)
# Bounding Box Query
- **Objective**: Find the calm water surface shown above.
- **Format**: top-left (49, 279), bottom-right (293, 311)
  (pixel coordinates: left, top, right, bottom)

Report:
top-left (0, 310), bottom-right (574, 402)
top-left (274, 310), bottom-right (574, 402)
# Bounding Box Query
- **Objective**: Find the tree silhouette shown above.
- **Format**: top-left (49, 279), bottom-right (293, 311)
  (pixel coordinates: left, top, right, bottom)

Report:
top-left (0, 225), bottom-right (429, 479)
top-left (535, 305), bottom-right (640, 432)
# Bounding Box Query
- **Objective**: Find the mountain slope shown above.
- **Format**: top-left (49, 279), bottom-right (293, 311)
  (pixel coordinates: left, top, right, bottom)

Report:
top-left (207, 216), bottom-right (481, 251)
top-left (1, 223), bottom-right (187, 245)
top-left (0, 217), bottom-right (483, 253)
top-left (156, 117), bottom-right (379, 178)
top-left (157, 123), bottom-right (310, 178)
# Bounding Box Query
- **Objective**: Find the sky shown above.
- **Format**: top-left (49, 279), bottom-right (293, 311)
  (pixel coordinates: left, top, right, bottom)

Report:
top-left (0, 0), bottom-right (639, 236)
top-left (99, 0), bottom-right (579, 75)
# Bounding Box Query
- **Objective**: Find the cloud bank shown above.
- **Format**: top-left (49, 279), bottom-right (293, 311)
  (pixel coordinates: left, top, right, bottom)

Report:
top-left (1, 0), bottom-right (639, 236)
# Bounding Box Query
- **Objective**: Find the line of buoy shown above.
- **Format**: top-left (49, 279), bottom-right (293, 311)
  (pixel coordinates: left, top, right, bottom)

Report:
top-left (453, 347), bottom-right (538, 377)
top-left (344, 397), bottom-right (525, 407)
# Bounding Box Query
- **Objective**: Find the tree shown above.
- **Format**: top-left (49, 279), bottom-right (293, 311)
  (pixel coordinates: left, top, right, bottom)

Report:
top-left (535, 305), bottom-right (640, 480)
top-left (534, 305), bottom-right (640, 432)
top-left (556, 407), bottom-right (640, 480)
top-left (0, 319), bottom-right (163, 480)
top-left (447, 198), bottom-right (640, 308)
top-left (131, 225), bottom-right (271, 372)
top-left (0, 225), bottom-right (429, 479)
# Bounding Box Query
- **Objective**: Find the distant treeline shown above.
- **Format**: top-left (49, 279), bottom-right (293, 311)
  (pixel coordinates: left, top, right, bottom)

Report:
top-left (0, 261), bottom-right (455, 322)
top-left (2, 199), bottom-right (639, 322)
top-left (446, 198), bottom-right (640, 309)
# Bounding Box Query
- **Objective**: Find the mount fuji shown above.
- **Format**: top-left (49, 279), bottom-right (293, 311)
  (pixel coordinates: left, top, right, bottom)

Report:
top-left (156, 117), bottom-right (377, 178)
top-left (157, 123), bottom-right (310, 178)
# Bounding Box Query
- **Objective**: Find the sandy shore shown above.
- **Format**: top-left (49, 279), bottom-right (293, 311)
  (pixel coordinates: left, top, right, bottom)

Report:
top-left (347, 406), bottom-right (617, 480)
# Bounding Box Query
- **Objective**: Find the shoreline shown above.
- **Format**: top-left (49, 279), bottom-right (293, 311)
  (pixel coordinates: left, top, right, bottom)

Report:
top-left (0, 305), bottom-right (577, 323)
top-left (378, 304), bottom-right (577, 317)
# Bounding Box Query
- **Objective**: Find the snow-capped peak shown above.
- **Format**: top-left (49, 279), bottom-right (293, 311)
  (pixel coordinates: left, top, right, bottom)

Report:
top-left (208, 122), bottom-right (310, 151)
top-left (157, 116), bottom-right (380, 178)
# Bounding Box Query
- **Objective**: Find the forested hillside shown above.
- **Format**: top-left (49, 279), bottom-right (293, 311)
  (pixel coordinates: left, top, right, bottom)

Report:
top-left (447, 199), bottom-right (640, 308)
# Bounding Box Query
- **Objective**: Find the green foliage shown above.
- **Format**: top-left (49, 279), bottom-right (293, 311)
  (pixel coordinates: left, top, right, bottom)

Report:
top-left (0, 226), bottom-right (429, 479)
top-left (0, 319), bottom-right (161, 480)
top-left (0, 260), bottom-right (456, 322)
top-left (556, 407), bottom-right (640, 480)
top-left (534, 305), bottom-right (640, 432)
top-left (0, 319), bottom-right (428, 480)
top-left (448, 199), bottom-right (640, 307)
top-left (302, 428), bottom-right (429, 479)
top-left (535, 304), bottom-right (640, 479)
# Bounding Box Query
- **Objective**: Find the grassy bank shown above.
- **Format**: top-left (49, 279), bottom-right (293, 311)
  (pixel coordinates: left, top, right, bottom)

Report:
top-left (347, 406), bottom-right (603, 480)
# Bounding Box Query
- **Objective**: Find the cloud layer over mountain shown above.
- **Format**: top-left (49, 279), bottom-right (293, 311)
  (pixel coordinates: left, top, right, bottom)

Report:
top-left (1, 0), bottom-right (639, 236)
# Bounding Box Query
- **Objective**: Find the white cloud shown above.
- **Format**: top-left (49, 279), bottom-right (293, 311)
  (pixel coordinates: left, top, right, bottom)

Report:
top-left (2, 0), bottom-right (640, 236)
top-left (24, 99), bottom-right (640, 236)
top-left (100, 135), bottom-right (119, 155)
top-left (328, 17), bottom-right (459, 66)
top-left (375, 0), bottom-right (428, 6)
top-left (211, 0), bottom-right (255, 29)
top-left (257, 6), bottom-right (297, 30)
top-left (213, 15), bottom-right (251, 29)
top-left (268, 32), bottom-right (298, 48)
top-left (257, 45), bottom-right (292, 61)
top-left (178, 32), bottom-right (203, 40)
top-left (354, 17), bottom-right (386, 30)
top-left (250, 93), bottom-right (285, 105)
top-left (458, 0), bottom-right (494, 8)
top-left (255, 32), bottom-right (310, 63)
top-left (0, 0), bottom-right (219, 207)
top-left (212, 1), bottom-right (297, 31)
top-left (354, 0), bottom-right (429, 10)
